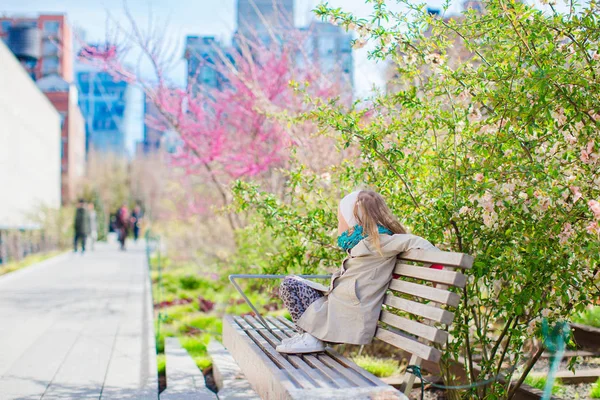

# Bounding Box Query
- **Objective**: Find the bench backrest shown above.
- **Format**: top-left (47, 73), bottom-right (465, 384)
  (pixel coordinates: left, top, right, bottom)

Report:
top-left (374, 249), bottom-right (473, 394)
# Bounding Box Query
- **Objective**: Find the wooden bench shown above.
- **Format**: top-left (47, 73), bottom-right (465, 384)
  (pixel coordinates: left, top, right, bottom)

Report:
top-left (223, 249), bottom-right (473, 399)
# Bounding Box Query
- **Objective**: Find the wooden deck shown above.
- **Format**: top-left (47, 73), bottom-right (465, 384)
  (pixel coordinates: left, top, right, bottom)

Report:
top-left (0, 242), bottom-right (158, 399)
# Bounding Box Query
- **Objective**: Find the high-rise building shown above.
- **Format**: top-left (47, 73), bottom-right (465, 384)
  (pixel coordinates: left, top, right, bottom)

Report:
top-left (186, 1), bottom-right (354, 93)
top-left (75, 60), bottom-right (129, 154)
top-left (237, 0), bottom-right (294, 39)
top-left (234, 0), bottom-right (294, 47)
top-left (36, 75), bottom-right (86, 204)
top-left (138, 93), bottom-right (163, 154)
top-left (0, 14), bottom-right (73, 82)
top-left (184, 36), bottom-right (226, 89)
top-left (304, 22), bottom-right (354, 88)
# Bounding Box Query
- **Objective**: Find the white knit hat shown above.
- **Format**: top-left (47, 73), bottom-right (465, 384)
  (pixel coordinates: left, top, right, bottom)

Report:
top-left (339, 190), bottom-right (362, 227)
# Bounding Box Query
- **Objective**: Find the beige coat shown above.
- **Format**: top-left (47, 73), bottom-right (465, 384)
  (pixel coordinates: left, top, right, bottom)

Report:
top-left (297, 234), bottom-right (437, 345)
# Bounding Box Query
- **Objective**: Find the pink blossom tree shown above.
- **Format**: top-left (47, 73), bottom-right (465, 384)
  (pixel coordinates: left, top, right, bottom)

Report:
top-left (79, 7), bottom-right (349, 236)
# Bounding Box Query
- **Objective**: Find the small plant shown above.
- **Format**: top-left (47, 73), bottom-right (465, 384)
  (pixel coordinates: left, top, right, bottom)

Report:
top-left (179, 335), bottom-right (210, 357)
top-left (524, 375), bottom-right (564, 396)
top-left (194, 356), bottom-right (212, 370)
top-left (179, 274), bottom-right (202, 290)
top-left (590, 377), bottom-right (600, 399)
top-left (572, 306), bottom-right (600, 329)
top-left (157, 354), bottom-right (166, 375)
top-left (353, 355), bottom-right (401, 378)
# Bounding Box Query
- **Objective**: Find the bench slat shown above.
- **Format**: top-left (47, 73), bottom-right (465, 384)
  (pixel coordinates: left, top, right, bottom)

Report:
top-left (266, 317), bottom-right (355, 389)
top-left (244, 316), bottom-right (333, 389)
top-left (223, 315), bottom-right (302, 397)
top-left (275, 317), bottom-right (384, 388)
top-left (394, 264), bottom-right (467, 288)
top-left (384, 294), bottom-right (455, 325)
top-left (233, 316), bottom-right (317, 388)
top-left (375, 327), bottom-right (442, 363)
top-left (399, 249), bottom-right (473, 269)
top-left (389, 280), bottom-right (460, 307)
top-left (380, 311), bottom-right (448, 344)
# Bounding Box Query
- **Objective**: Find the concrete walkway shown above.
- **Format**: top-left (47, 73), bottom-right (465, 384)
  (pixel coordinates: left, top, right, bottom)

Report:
top-left (0, 241), bottom-right (158, 400)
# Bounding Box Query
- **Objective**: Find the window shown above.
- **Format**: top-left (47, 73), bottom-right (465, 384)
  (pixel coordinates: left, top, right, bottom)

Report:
top-left (0, 21), bottom-right (11, 34)
top-left (200, 67), bottom-right (216, 84)
top-left (318, 36), bottom-right (336, 57)
top-left (43, 21), bottom-right (60, 35)
top-left (42, 57), bottom-right (59, 74)
top-left (61, 137), bottom-right (67, 172)
top-left (113, 101), bottom-right (125, 115)
top-left (43, 39), bottom-right (58, 56)
top-left (94, 101), bottom-right (110, 115)
top-left (78, 81), bottom-right (90, 94)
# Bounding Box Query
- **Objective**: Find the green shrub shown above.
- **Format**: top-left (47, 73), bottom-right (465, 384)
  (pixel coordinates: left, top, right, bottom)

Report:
top-left (157, 354), bottom-right (166, 375)
top-left (179, 274), bottom-right (202, 290)
top-left (185, 314), bottom-right (222, 334)
top-left (179, 335), bottom-right (210, 357)
top-left (524, 376), bottom-right (564, 395)
top-left (193, 355), bottom-right (212, 370)
top-left (163, 304), bottom-right (197, 321)
top-left (352, 356), bottom-right (401, 378)
top-left (591, 377), bottom-right (600, 399)
top-left (572, 307), bottom-right (600, 329)
top-left (155, 329), bottom-right (176, 353)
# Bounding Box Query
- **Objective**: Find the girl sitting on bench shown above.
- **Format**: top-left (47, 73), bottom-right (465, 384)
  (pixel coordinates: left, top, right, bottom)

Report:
top-left (276, 189), bottom-right (439, 354)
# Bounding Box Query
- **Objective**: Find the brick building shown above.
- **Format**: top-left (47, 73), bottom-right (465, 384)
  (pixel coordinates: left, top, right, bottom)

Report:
top-left (37, 75), bottom-right (86, 204)
top-left (0, 14), bottom-right (73, 82)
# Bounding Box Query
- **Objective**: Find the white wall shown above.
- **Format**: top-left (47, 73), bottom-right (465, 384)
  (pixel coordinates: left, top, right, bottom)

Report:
top-left (0, 40), bottom-right (61, 228)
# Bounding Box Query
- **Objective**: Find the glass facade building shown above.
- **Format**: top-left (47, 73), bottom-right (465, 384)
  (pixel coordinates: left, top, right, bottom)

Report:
top-left (75, 66), bottom-right (128, 154)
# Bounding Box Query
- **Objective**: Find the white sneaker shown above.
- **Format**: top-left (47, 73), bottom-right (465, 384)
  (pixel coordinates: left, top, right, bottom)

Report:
top-left (276, 333), bottom-right (325, 354)
top-left (280, 333), bottom-right (302, 345)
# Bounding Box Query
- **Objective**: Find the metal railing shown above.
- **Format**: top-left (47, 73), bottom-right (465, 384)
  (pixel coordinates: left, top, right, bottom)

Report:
top-left (229, 274), bottom-right (331, 329)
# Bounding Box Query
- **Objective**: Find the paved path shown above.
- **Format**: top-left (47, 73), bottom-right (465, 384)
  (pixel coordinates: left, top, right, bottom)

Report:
top-left (0, 241), bottom-right (158, 400)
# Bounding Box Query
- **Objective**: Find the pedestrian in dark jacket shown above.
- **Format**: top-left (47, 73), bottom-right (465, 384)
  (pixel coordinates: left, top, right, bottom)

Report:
top-left (73, 199), bottom-right (89, 253)
top-left (131, 205), bottom-right (142, 242)
top-left (115, 205), bottom-right (129, 250)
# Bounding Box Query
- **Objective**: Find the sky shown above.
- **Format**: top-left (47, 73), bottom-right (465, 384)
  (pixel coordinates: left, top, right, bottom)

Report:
top-left (1, 0), bottom-right (559, 154)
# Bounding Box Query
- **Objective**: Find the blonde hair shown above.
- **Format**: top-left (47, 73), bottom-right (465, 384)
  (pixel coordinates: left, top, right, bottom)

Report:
top-left (354, 190), bottom-right (406, 252)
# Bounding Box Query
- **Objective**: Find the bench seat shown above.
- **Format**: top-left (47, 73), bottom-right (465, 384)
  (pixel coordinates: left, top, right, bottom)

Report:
top-left (223, 315), bottom-right (408, 400)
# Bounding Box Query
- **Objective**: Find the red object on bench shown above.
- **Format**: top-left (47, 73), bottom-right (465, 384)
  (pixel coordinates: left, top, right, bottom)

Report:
top-left (393, 263), bottom-right (443, 279)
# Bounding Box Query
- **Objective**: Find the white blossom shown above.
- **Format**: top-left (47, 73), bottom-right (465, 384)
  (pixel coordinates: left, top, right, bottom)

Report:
top-left (352, 39), bottom-right (367, 49)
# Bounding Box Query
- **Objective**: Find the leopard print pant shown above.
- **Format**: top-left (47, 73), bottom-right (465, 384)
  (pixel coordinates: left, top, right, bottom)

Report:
top-left (279, 277), bottom-right (323, 324)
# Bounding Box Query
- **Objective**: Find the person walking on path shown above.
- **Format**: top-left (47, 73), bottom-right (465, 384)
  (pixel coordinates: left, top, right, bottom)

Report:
top-left (276, 190), bottom-right (440, 354)
top-left (115, 204), bottom-right (129, 251)
top-left (130, 205), bottom-right (143, 242)
top-left (87, 203), bottom-right (98, 251)
top-left (73, 199), bottom-right (89, 254)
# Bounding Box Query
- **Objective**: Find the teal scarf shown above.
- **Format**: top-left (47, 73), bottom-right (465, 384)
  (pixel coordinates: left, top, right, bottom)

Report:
top-left (337, 225), bottom-right (393, 251)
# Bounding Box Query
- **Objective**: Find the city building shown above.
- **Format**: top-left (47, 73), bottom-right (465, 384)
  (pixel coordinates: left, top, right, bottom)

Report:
top-left (303, 21), bottom-right (354, 88)
top-left (75, 61), bottom-right (129, 154)
top-left (184, 36), bottom-right (229, 89)
top-left (137, 93), bottom-right (183, 155)
top-left (137, 93), bottom-right (163, 154)
top-left (0, 40), bottom-right (61, 226)
top-left (37, 75), bottom-right (86, 204)
top-left (236, 0), bottom-right (294, 42)
top-left (0, 14), bottom-right (73, 82)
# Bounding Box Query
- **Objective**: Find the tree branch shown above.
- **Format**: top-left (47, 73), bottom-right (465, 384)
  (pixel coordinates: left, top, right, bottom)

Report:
top-left (507, 346), bottom-right (545, 400)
